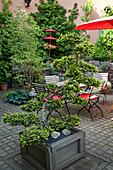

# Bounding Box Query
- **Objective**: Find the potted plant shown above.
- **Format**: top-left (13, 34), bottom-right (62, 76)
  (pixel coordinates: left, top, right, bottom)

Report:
top-left (2, 54), bottom-right (101, 169)
top-left (2, 110), bottom-right (84, 170)
top-left (0, 61), bottom-right (11, 91)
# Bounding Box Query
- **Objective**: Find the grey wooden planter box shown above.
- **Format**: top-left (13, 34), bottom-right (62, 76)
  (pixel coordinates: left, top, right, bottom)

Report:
top-left (20, 128), bottom-right (85, 170)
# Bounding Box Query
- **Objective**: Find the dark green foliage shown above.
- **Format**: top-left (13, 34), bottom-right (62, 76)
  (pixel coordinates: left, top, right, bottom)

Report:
top-left (93, 6), bottom-right (113, 61)
top-left (2, 10), bottom-right (46, 90)
top-left (93, 30), bottom-right (113, 61)
top-left (0, 60), bottom-right (11, 84)
top-left (0, 0), bottom-right (13, 84)
top-left (48, 115), bottom-right (81, 131)
top-left (30, 0), bottom-right (79, 60)
top-left (2, 112), bottom-right (41, 127)
top-left (0, 0), bottom-right (13, 25)
top-left (57, 33), bottom-right (94, 63)
top-left (3, 90), bottom-right (30, 104)
top-left (104, 6), bottom-right (113, 17)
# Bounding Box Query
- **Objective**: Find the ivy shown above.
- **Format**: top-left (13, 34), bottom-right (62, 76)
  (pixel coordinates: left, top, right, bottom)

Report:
top-left (81, 0), bottom-right (94, 22)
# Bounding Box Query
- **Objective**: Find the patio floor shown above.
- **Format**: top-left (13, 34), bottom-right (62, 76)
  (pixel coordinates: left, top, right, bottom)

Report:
top-left (0, 88), bottom-right (113, 170)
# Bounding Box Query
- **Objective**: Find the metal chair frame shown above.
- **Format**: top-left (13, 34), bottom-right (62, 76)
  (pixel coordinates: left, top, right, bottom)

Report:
top-left (85, 81), bottom-right (107, 104)
top-left (77, 87), bottom-right (104, 120)
top-left (32, 83), bottom-right (70, 120)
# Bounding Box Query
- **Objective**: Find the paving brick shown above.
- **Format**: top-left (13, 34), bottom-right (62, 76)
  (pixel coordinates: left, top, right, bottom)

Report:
top-left (4, 147), bottom-right (11, 151)
top-left (1, 90), bottom-right (113, 169)
top-left (5, 167), bottom-right (13, 170)
top-left (106, 165), bottom-right (113, 170)
top-left (1, 163), bottom-right (8, 168)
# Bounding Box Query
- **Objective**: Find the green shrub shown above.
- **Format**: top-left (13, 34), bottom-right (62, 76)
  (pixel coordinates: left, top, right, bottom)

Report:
top-left (20, 100), bottom-right (40, 112)
top-left (2, 112), bottom-right (41, 127)
top-left (3, 90), bottom-right (30, 104)
top-left (2, 112), bottom-right (81, 147)
top-left (48, 115), bottom-right (81, 131)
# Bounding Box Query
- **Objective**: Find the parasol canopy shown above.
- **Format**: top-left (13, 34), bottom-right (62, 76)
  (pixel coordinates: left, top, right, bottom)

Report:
top-left (74, 16), bottom-right (113, 30)
top-left (43, 36), bottom-right (57, 40)
top-left (42, 44), bottom-right (58, 48)
top-left (44, 28), bottom-right (57, 32)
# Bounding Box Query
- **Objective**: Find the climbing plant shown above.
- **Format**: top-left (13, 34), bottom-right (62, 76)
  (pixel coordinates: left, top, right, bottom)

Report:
top-left (80, 0), bottom-right (94, 41)
top-left (0, 0), bottom-right (13, 85)
top-left (81, 0), bottom-right (94, 22)
top-left (0, 0), bottom-right (13, 25)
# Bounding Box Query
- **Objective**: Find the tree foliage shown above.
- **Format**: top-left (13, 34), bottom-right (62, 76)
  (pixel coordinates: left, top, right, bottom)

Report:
top-left (2, 10), bottom-right (46, 90)
top-left (0, 0), bottom-right (13, 84)
top-left (93, 29), bottom-right (113, 61)
top-left (30, 0), bottom-right (79, 60)
top-left (92, 6), bottom-right (113, 61)
top-left (81, 0), bottom-right (94, 22)
top-left (57, 32), bottom-right (94, 63)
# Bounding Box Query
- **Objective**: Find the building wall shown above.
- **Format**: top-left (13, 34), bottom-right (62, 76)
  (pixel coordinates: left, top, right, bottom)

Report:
top-left (1, 0), bottom-right (113, 43)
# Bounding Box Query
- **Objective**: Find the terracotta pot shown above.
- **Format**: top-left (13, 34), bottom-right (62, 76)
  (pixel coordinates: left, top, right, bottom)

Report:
top-left (0, 84), bottom-right (8, 91)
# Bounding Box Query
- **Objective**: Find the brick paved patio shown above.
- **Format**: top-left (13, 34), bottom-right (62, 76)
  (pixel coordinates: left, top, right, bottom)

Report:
top-left (0, 89), bottom-right (113, 170)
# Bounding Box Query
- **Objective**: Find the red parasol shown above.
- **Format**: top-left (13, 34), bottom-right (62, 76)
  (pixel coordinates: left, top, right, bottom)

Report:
top-left (43, 28), bottom-right (58, 58)
top-left (44, 28), bottom-right (57, 32)
top-left (43, 36), bottom-right (57, 40)
top-left (43, 44), bottom-right (58, 48)
top-left (74, 16), bottom-right (113, 30)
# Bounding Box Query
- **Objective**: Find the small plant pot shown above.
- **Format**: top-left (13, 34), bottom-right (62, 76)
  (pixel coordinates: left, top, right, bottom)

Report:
top-left (0, 84), bottom-right (8, 91)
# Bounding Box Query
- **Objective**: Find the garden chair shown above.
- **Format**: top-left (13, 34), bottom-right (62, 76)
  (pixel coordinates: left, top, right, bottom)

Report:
top-left (77, 86), bottom-right (104, 120)
top-left (32, 83), bottom-right (67, 120)
top-left (93, 73), bottom-right (108, 102)
top-left (86, 81), bottom-right (107, 104)
top-left (44, 75), bottom-right (59, 84)
top-left (32, 83), bottom-right (46, 95)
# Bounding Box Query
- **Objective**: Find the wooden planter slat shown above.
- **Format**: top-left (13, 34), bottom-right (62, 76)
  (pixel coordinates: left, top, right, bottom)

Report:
top-left (20, 128), bottom-right (85, 170)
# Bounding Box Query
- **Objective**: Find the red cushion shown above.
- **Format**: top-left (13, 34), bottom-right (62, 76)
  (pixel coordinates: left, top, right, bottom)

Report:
top-left (50, 90), bottom-right (57, 93)
top-left (102, 86), bottom-right (105, 90)
top-left (89, 86), bottom-right (92, 89)
top-left (79, 93), bottom-right (98, 100)
top-left (43, 95), bottom-right (64, 101)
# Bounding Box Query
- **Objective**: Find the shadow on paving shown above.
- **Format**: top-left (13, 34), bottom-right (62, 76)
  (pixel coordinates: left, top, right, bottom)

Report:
top-left (0, 152), bottom-right (109, 170)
